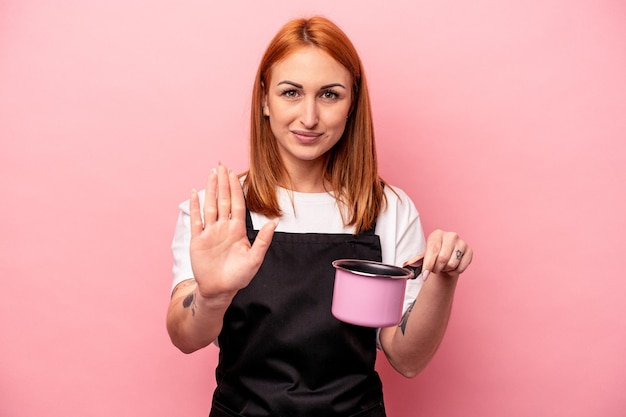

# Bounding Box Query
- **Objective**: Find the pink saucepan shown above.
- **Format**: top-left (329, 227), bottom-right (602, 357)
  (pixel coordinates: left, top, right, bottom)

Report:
top-left (331, 258), bottom-right (423, 328)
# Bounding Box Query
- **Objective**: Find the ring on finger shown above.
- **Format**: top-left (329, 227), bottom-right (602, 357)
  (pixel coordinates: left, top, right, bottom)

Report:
top-left (455, 249), bottom-right (463, 260)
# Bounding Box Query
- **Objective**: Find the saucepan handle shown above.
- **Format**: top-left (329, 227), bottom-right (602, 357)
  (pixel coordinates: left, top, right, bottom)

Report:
top-left (403, 256), bottom-right (424, 279)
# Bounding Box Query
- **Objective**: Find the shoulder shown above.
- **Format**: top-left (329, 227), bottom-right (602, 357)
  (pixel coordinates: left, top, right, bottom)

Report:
top-left (377, 183), bottom-right (422, 236)
top-left (375, 183), bottom-right (425, 266)
top-left (382, 184), bottom-right (419, 216)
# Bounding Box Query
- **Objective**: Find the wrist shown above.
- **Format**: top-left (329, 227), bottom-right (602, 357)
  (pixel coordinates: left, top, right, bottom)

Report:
top-left (194, 287), bottom-right (237, 311)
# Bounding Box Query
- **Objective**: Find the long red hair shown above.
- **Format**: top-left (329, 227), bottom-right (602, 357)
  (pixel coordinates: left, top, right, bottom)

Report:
top-left (243, 16), bottom-right (387, 233)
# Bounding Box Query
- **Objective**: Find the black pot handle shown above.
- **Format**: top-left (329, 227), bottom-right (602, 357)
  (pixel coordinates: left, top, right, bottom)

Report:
top-left (404, 257), bottom-right (424, 279)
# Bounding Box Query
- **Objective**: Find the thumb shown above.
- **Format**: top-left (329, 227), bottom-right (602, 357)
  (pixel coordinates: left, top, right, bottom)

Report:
top-left (250, 219), bottom-right (277, 259)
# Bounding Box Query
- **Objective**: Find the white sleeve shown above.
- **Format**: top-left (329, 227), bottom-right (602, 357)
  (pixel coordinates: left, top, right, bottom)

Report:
top-left (375, 186), bottom-right (426, 347)
top-left (376, 186), bottom-right (426, 314)
top-left (170, 198), bottom-right (194, 294)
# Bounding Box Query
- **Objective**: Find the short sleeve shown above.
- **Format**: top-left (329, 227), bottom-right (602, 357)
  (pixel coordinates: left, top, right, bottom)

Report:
top-left (376, 186), bottom-right (426, 314)
top-left (374, 186), bottom-right (426, 348)
top-left (170, 199), bottom-right (194, 293)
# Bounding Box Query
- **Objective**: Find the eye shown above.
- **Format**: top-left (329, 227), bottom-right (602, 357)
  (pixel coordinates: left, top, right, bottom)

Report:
top-left (321, 90), bottom-right (340, 100)
top-left (280, 89), bottom-right (299, 99)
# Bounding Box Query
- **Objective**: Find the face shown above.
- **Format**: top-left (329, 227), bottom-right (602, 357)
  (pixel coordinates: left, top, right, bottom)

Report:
top-left (263, 46), bottom-right (353, 173)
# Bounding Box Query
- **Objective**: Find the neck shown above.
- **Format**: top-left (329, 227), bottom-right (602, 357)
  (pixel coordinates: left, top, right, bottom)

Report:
top-left (281, 160), bottom-right (330, 193)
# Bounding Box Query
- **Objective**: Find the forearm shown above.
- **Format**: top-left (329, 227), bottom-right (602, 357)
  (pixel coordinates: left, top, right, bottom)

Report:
top-left (166, 279), bottom-right (234, 354)
top-left (380, 273), bottom-right (458, 378)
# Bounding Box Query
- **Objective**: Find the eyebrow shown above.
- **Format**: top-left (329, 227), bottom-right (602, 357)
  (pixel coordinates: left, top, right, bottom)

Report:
top-left (277, 80), bottom-right (347, 90)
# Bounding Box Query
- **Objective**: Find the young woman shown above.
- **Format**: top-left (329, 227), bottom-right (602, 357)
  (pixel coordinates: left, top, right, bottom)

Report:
top-left (167, 16), bottom-right (473, 417)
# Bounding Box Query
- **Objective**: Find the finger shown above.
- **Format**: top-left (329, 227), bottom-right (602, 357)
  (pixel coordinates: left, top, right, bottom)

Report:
top-left (189, 189), bottom-right (203, 237)
top-left (249, 220), bottom-right (277, 266)
top-left (455, 247), bottom-right (473, 274)
top-left (423, 230), bottom-right (463, 275)
top-left (436, 232), bottom-right (459, 272)
top-left (229, 169), bottom-right (246, 223)
top-left (422, 229), bottom-right (446, 274)
top-left (443, 240), bottom-right (467, 272)
top-left (203, 168), bottom-right (218, 226)
top-left (217, 164), bottom-right (232, 221)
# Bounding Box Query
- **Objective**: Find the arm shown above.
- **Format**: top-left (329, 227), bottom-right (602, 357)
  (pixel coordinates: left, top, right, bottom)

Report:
top-left (379, 230), bottom-right (472, 378)
top-left (166, 165), bottom-right (276, 353)
top-left (166, 278), bottom-right (236, 353)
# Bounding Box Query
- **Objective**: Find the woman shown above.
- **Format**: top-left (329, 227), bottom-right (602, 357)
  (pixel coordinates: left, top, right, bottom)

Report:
top-left (167, 16), bottom-right (472, 417)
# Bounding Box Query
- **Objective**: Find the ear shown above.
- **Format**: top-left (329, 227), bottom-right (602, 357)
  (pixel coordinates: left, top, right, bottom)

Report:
top-left (261, 82), bottom-right (270, 117)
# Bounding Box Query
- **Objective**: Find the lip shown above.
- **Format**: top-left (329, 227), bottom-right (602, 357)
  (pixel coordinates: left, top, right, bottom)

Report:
top-left (291, 130), bottom-right (322, 144)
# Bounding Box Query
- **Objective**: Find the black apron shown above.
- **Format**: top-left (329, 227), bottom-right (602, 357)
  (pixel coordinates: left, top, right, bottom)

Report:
top-left (209, 209), bottom-right (386, 417)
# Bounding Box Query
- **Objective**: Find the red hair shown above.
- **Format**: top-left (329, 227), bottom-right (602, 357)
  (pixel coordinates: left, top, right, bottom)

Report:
top-left (244, 16), bottom-right (386, 233)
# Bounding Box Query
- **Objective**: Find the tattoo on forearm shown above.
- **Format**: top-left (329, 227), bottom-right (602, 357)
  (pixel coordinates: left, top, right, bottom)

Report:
top-left (399, 299), bottom-right (416, 335)
top-left (171, 279), bottom-right (196, 298)
top-left (182, 292), bottom-right (197, 317)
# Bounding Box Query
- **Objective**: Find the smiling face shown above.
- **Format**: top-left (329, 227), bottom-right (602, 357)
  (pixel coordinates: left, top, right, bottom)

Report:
top-left (262, 46), bottom-right (353, 179)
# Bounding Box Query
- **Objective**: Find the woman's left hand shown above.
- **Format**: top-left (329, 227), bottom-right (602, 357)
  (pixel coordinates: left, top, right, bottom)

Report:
top-left (407, 230), bottom-right (473, 281)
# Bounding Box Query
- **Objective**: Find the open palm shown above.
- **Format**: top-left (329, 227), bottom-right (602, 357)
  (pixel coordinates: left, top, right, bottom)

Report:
top-left (189, 165), bottom-right (276, 299)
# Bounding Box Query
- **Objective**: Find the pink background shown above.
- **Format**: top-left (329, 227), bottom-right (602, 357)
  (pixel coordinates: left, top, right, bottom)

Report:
top-left (2, 1), bottom-right (625, 416)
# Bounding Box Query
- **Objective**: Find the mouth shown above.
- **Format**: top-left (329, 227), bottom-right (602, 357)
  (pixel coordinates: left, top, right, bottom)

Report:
top-left (291, 130), bottom-right (323, 144)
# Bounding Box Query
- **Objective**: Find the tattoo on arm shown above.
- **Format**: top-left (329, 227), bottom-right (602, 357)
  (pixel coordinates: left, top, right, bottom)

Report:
top-left (171, 279), bottom-right (196, 298)
top-left (182, 291), bottom-right (197, 317)
top-left (399, 299), bottom-right (416, 335)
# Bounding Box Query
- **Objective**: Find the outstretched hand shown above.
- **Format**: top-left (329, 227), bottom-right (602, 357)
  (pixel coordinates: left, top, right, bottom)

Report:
top-left (189, 164), bottom-right (277, 299)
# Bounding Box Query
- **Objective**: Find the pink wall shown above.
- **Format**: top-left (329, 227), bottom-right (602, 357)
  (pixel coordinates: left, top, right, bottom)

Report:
top-left (1, 1), bottom-right (625, 416)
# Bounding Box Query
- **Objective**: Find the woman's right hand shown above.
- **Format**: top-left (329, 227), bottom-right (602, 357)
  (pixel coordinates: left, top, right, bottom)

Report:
top-left (189, 164), bottom-right (277, 301)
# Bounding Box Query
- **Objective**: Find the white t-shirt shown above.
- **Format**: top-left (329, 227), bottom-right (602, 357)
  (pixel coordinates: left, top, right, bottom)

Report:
top-left (171, 184), bottom-right (426, 316)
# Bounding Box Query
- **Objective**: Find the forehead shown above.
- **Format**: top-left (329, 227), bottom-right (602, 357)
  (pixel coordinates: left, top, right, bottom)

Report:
top-left (268, 46), bottom-right (352, 87)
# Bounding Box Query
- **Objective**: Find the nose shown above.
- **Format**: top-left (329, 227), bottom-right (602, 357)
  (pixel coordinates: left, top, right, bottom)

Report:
top-left (299, 97), bottom-right (319, 128)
